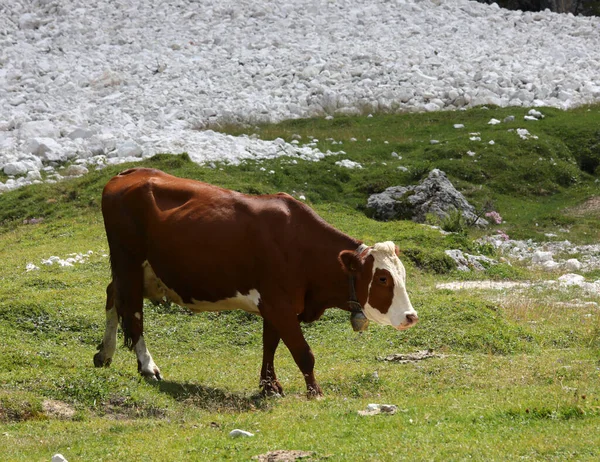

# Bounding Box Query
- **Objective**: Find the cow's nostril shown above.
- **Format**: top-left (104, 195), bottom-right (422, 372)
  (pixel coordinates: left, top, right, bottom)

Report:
top-left (406, 313), bottom-right (418, 324)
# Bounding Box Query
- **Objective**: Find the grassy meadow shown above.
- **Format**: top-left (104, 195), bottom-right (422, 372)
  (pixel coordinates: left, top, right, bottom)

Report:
top-left (1, 105), bottom-right (599, 461)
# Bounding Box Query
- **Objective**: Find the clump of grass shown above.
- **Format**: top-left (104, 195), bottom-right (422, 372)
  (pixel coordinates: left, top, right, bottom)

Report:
top-left (0, 391), bottom-right (44, 422)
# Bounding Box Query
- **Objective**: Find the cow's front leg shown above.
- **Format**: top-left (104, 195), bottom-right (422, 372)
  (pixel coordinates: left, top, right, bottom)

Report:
top-left (263, 310), bottom-right (322, 398)
top-left (134, 335), bottom-right (162, 381)
top-left (94, 282), bottom-right (118, 368)
top-left (260, 318), bottom-right (284, 396)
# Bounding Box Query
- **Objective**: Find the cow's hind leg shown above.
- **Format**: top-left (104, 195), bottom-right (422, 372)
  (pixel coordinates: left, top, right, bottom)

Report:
top-left (260, 318), bottom-right (284, 396)
top-left (94, 282), bottom-right (118, 367)
top-left (113, 261), bottom-right (162, 380)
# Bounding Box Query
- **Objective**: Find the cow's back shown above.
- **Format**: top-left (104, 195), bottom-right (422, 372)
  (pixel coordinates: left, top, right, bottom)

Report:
top-left (102, 168), bottom-right (315, 304)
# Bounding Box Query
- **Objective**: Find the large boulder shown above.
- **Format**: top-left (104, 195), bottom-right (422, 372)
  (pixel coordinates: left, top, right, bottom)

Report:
top-left (367, 169), bottom-right (488, 227)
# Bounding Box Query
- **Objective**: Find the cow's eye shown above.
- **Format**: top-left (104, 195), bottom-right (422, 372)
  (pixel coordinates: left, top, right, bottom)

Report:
top-left (379, 276), bottom-right (387, 284)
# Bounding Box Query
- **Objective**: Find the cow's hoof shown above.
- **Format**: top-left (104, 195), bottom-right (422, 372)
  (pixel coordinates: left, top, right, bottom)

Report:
top-left (306, 385), bottom-right (324, 399)
top-left (260, 378), bottom-right (284, 397)
top-left (140, 368), bottom-right (162, 381)
top-left (93, 352), bottom-right (111, 368)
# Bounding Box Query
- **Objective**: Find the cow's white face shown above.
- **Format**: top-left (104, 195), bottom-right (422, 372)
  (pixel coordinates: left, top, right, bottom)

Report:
top-left (340, 241), bottom-right (418, 330)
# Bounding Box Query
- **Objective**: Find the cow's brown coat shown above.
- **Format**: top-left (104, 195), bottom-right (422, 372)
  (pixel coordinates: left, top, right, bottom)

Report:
top-left (95, 168), bottom-right (415, 396)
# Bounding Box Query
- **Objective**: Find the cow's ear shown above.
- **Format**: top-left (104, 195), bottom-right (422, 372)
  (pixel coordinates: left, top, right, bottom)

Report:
top-left (339, 250), bottom-right (363, 275)
top-left (395, 245), bottom-right (400, 257)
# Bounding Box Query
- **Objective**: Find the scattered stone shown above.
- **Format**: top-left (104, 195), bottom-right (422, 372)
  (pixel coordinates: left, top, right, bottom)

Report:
top-left (558, 273), bottom-right (586, 286)
top-left (367, 169), bottom-right (488, 226)
top-left (445, 249), bottom-right (497, 272)
top-left (380, 349), bottom-right (441, 363)
top-left (23, 217), bottom-right (44, 225)
top-left (52, 455), bottom-right (68, 462)
top-left (114, 141), bottom-right (143, 158)
top-left (335, 159), bottom-right (362, 169)
top-left (26, 263), bottom-right (40, 272)
top-left (528, 109), bottom-right (544, 119)
top-left (503, 115), bottom-right (515, 123)
top-left (436, 280), bottom-right (536, 291)
top-left (516, 128), bottom-right (538, 140)
top-left (3, 162), bottom-right (29, 176)
top-left (19, 120), bottom-right (60, 139)
top-left (542, 260), bottom-right (560, 271)
top-left (229, 429), bottom-right (254, 438)
top-left (64, 165), bottom-right (89, 177)
top-left (358, 403), bottom-right (398, 416)
top-left (488, 118), bottom-right (501, 125)
top-left (565, 258), bottom-right (583, 271)
top-left (68, 128), bottom-right (94, 140)
top-left (532, 251), bottom-right (553, 264)
top-left (253, 450), bottom-right (314, 462)
top-left (19, 13), bottom-right (41, 30)
top-left (26, 138), bottom-right (64, 162)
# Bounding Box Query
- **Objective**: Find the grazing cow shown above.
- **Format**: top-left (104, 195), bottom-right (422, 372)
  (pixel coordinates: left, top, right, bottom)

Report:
top-left (94, 168), bottom-right (418, 397)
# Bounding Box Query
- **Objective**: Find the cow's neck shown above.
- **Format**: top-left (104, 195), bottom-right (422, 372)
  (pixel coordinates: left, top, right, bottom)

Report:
top-left (302, 234), bottom-right (363, 321)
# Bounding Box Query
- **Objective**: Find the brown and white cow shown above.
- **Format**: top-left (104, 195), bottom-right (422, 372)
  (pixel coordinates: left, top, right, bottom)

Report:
top-left (94, 168), bottom-right (418, 397)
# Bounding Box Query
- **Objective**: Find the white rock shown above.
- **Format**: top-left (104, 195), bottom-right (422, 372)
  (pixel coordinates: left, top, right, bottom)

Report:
top-left (542, 260), bottom-right (560, 271)
top-left (3, 162), bottom-right (29, 176)
top-left (528, 109), bottom-right (544, 119)
top-left (64, 165), bottom-right (89, 177)
top-left (26, 170), bottom-right (42, 181)
top-left (558, 273), bottom-right (586, 286)
top-left (26, 138), bottom-right (63, 161)
top-left (19, 13), bottom-right (40, 30)
top-left (488, 119), bottom-right (501, 125)
top-left (51, 455), bottom-right (68, 462)
top-left (532, 251), bottom-right (553, 264)
top-left (564, 259), bottom-right (583, 271)
top-left (335, 159), bottom-right (362, 169)
top-left (20, 120), bottom-right (60, 139)
top-left (26, 263), bottom-right (40, 272)
top-left (229, 429), bottom-right (254, 438)
top-left (68, 128), bottom-right (94, 140)
top-left (115, 141), bottom-right (143, 158)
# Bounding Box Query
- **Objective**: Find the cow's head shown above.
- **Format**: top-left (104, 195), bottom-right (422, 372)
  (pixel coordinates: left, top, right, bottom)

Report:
top-left (339, 241), bottom-right (418, 330)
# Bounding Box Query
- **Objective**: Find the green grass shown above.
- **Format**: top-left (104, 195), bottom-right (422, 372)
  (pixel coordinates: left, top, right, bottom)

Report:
top-left (1, 106), bottom-right (599, 461)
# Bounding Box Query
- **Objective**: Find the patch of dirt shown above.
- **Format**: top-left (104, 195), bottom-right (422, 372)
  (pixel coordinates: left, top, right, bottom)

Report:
top-left (566, 196), bottom-right (600, 217)
top-left (380, 349), bottom-right (443, 363)
top-left (253, 450), bottom-right (314, 462)
top-left (42, 399), bottom-right (76, 419)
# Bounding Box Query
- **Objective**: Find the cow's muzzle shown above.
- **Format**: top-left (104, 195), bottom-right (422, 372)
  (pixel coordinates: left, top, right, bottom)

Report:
top-left (396, 312), bottom-right (419, 330)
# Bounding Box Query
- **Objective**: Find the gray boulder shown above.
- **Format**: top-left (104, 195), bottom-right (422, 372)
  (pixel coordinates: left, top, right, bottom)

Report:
top-left (367, 169), bottom-right (488, 227)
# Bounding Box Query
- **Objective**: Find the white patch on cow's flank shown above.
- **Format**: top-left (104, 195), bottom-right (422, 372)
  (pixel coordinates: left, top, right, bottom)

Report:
top-left (188, 289), bottom-right (262, 314)
top-left (142, 260), bottom-right (261, 314)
